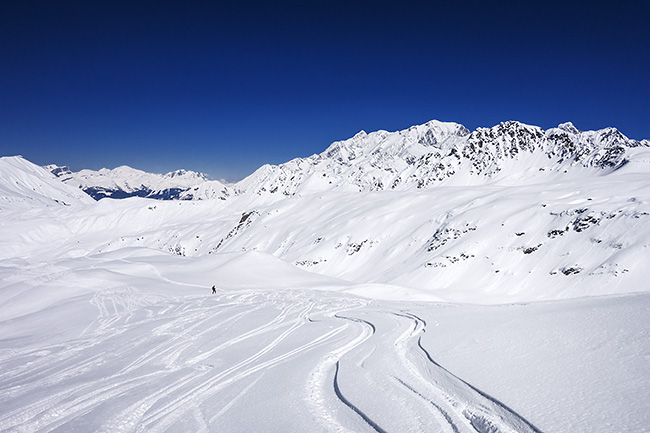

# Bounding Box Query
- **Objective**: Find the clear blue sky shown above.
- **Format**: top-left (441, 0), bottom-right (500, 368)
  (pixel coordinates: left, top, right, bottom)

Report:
top-left (1, 1), bottom-right (648, 181)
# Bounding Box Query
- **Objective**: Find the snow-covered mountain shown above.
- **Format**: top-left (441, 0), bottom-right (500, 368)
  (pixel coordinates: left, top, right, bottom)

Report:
top-left (44, 120), bottom-right (649, 203)
top-left (237, 120), bottom-right (649, 196)
top-left (46, 164), bottom-right (231, 201)
top-left (3, 120), bottom-right (650, 433)
top-left (4, 121), bottom-right (650, 301)
top-left (0, 156), bottom-right (94, 210)
top-left (4, 119), bottom-right (649, 301)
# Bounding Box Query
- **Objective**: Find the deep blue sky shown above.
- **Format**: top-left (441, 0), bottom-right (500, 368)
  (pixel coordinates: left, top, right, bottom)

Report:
top-left (1, 1), bottom-right (649, 181)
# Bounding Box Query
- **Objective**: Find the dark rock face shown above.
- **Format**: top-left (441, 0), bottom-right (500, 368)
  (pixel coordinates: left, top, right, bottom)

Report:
top-left (48, 165), bottom-right (73, 181)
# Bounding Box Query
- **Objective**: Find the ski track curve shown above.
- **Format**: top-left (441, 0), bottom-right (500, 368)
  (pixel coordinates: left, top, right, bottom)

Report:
top-left (0, 289), bottom-right (543, 433)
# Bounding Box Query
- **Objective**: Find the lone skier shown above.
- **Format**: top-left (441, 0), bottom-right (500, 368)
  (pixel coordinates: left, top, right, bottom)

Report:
top-left (211, 285), bottom-right (216, 294)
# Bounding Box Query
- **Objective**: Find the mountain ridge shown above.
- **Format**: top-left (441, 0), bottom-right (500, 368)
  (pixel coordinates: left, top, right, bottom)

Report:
top-left (236, 120), bottom-right (649, 197)
top-left (46, 164), bottom-right (231, 201)
top-left (1, 156), bottom-right (94, 210)
top-left (3, 122), bottom-right (650, 303)
top-left (43, 119), bottom-right (649, 202)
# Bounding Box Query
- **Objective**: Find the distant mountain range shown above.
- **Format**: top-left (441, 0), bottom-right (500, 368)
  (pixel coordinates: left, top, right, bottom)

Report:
top-left (45, 120), bottom-right (649, 201)
top-left (45, 164), bottom-right (231, 201)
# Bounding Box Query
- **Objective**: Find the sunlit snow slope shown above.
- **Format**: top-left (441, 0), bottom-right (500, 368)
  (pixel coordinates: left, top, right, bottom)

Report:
top-left (2, 118), bottom-right (650, 433)
top-left (1, 156), bottom-right (93, 209)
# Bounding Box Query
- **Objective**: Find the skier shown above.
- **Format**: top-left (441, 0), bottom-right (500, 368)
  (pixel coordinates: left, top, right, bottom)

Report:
top-left (211, 285), bottom-right (216, 294)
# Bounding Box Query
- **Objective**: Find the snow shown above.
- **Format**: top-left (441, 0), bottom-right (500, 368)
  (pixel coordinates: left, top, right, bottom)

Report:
top-left (425, 294), bottom-right (650, 433)
top-left (2, 120), bottom-right (650, 433)
top-left (2, 250), bottom-right (648, 432)
top-left (68, 165), bottom-right (208, 192)
top-left (47, 163), bottom-right (230, 201)
top-left (0, 156), bottom-right (93, 210)
top-left (53, 119), bottom-right (647, 204)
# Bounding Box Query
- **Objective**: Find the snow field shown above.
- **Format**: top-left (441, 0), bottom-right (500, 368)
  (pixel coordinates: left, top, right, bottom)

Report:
top-left (2, 152), bottom-right (650, 432)
top-left (1, 249), bottom-right (649, 432)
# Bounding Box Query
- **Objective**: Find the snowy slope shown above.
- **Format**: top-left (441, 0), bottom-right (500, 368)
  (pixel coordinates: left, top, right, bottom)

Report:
top-left (0, 156), bottom-right (94, 210)
top-left (47, 164), bottom-right (231, 201)
top-left (6, 125), bottom-right (650, 303)
top-left (207, 151), bottom-right (650, 302)
top-left (2, 120), bottom-right (650, 433)
top-left (0, 249), bottom-right (648, 433)
top-left (35, 150), bottom-right (646, 304)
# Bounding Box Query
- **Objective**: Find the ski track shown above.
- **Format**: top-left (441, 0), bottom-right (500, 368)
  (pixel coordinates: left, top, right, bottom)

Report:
top-left (0, 290), bottom-right (542, 433)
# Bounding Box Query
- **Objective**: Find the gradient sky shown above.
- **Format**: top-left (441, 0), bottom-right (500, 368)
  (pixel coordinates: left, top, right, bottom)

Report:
top-left (1, 1), bottom-right (649, 181)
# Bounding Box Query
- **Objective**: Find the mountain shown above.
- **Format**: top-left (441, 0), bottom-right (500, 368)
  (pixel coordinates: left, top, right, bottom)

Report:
top-left (44, 120), bottom-right (649, 203)
top-left (208, 162), bottom-right (650, 301)
top-left (1, 156), bottom-right (94, 210)
top-left (46, 164), bottom-right (231, 200)
top-left (20, 119), bottom-right (650, 301)
top-left (2, 121), bottom-right (650, 433)
top-left (4, 117), bottom-right (649, 301)
top-left (237, 120), bottom-right (650, 196)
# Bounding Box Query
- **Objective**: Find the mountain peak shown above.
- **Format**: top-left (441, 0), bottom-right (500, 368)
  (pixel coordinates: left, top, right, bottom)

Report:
top-left (164, 169), bottom-right (208, 181)
top-left (239, 119), bottom-right (647, 197)
top-left (558, 122), bottom-right (580, 134)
